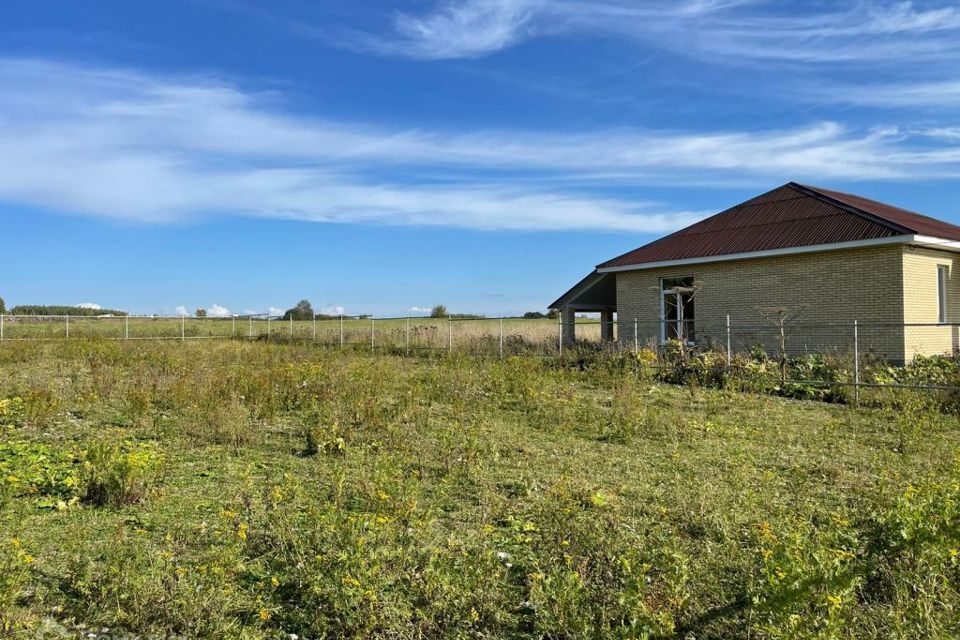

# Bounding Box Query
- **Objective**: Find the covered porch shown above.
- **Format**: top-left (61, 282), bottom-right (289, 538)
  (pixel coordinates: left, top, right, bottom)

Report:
top-left (549, 270), bottom-right (617, 345)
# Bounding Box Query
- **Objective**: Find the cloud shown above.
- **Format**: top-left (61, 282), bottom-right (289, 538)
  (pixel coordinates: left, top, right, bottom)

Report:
top-left (408, 306), bottom-right (432, 314)
top-left (268, 307), bottom-right (285, 317)
top-left (321, 305), bottom-right (346, 316)
top-left (797, 80), bottom-right (960, 109)
top-left (356, 0), bottom-right (544, 59)
top-left (339, 0), bottom-right (960, 64)
top-left (0, 59), bottom-right (959, 234)
top-left (0, 58), bottom-right (707, 232)
top-left (921, 127), bottom-right (960, 142)
top-left (207, 303), bottom-right (231, 317)
top-left (76, 302), bottom-right (102, 310)
top-left (174, 305), bottom-right (189, 316)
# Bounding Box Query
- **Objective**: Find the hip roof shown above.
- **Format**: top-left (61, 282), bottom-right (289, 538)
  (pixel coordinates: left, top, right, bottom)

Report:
top-left (598, 182), bottom-right (960, 270)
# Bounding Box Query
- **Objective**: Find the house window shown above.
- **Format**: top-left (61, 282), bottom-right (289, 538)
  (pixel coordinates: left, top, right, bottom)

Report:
top-left (661, 277), bottom-right (696, 343)
top-left (938, 265), bottom-right (949, 324)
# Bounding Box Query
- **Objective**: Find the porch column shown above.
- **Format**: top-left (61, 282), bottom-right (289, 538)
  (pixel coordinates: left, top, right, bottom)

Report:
top-left (600, 308), bottom-right (614, 341)
top-left (561, 306), bottom-right (576, 345)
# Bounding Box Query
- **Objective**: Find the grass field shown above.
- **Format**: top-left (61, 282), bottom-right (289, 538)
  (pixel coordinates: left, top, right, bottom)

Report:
top-left (1, 339), bottom-right (959, 638)
top-left (0, 316), bottom-right (604, 353)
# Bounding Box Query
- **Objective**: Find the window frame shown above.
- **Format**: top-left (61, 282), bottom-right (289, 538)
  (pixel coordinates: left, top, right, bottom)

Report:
top-left (659, 276), bottom-right (695, 344)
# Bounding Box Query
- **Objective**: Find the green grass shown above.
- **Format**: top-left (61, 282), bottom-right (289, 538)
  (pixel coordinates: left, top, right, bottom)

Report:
top-left (1, 340), bottom-right (958, 638)
top-left (0, 316), bottom-right (605, 352)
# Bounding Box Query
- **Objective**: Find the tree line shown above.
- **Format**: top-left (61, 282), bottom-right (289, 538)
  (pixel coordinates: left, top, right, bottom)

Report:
top-left (6, 304), bottom-right (128, 317)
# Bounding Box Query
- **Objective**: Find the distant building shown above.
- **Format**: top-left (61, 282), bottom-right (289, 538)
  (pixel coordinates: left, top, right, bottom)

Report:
top-left (551, 183), bottom-right (960, 362)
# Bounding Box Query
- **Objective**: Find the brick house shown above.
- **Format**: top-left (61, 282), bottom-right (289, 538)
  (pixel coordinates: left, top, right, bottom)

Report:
top-left (551, 183), bottom-right (960, 362)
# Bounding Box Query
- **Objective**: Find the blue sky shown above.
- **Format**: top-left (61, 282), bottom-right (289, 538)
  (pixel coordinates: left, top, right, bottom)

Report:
top-left (2, 0), bottom-right (959, 316)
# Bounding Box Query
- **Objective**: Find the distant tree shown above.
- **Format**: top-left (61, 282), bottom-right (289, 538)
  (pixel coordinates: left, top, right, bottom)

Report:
top-left (195, 308), bottom-right (208, 317)
top-left (523, 311), bottom-right (546, 319)
top-left (0, 296), bottom-right (5, 314)
top-left (10, 305), bottom-right (127, 317)
top-left (546, 309), bottom-right (559, 320)
top-left (282, 299), bottom-right (315, 321)
top-left (430, 304), bottom-right (448, 318)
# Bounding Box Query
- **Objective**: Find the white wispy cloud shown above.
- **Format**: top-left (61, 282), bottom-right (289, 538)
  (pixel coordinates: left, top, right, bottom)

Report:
top-left (174, 305), bottom-right (189, 316)
top-left (921, 127), bottom-right (960, 141)
top-left (207, 303), bottom-right (231, 317)
top-left (341, 0), bottom-right (960, 64)
top-left (797, 80), bottom-right (960, 109)
top-left (321, 305), bottom-right (346, 316)
top-left (76, 302), bottom-right (102, 310)
top-left (363, 0), bottom-right (544, 59)
top-left (0, 59), bottom-right (958, 232)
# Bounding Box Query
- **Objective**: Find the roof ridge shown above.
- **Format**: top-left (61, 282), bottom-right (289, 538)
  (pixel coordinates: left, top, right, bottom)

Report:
top-left (788, 182), bottom-right (916, 235)
top-left (594, 183), bottom-right (795, 267)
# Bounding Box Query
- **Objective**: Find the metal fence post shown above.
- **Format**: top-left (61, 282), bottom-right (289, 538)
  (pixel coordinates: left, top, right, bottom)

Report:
top-left (248, 316), bottom-right (253, 338)
top-left (853, 320), bottom-right (860, 407)
top-left (232, 315), bottom-right (236, 337)
top-left (312, 315), bottom-right (316, 342)
top-left (125, 315), bottom-right (129, 340)
top-left (405, 317), bottom-right (410, 356)
top-left (634, 318), bottom-right (638, 353)
top-left (726, 314), bottom-right (731, 367)
top-left (558, 317), bottom-right (562, 357)
top-left (290, 315), bottom-right (294, 340)
top-left (340, 314), bottom-right (344, 348)
top-left (448, 318), bottom-right (453, 354)
top-left (0, 314), bottom-right (3, 341)
top-left (181, 315), bottom-right (185, 341)
top-left (267, 316), bottom-right (271, 340)
top-left (371, 317), bottom-right (375, 351)
top-left (499, 317), bottom-right (504, 358)
top-left (66, 314), bottom-right (70, 339)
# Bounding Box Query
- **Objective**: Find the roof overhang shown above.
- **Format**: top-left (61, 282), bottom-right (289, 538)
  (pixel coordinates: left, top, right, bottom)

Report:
top-left (595, 234), bottom-right (960, 273)
top-left (550, 270), bottom-right (617, 310)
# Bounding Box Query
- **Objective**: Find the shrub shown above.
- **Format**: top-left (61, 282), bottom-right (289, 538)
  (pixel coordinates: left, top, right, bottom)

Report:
top-left (81, 440), bottom-right (164, 507)
top-left (302, 422), bottom-right (346, 456)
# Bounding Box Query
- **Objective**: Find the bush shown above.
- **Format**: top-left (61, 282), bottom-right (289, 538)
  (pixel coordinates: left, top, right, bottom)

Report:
top-left (81, 440), bottom-right (164, 507)
top-left (302, 422), bottom-right (346, 456)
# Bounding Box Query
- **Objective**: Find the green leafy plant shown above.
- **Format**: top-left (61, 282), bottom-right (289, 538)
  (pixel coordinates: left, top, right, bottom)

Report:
top-left (81, 439), bottom-right (164, 507)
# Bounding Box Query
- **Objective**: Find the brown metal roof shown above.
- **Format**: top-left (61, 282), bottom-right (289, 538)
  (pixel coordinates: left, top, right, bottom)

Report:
top-left (800, 184), bottom-right (960, 242)
top-left (598, 182), bottom-right (960, 269)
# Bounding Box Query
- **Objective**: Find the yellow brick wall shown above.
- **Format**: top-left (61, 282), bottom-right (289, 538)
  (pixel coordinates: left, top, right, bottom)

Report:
top-left (902, 246), bottom-right (960, 359)
top-left (615, 244), bottom-right (906, 360)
